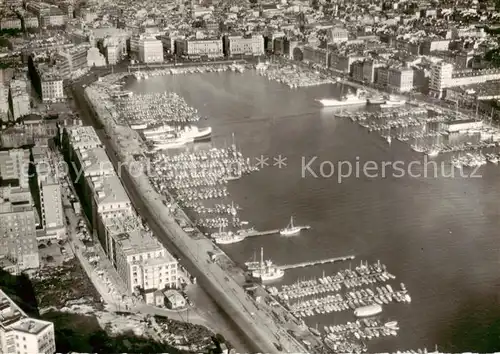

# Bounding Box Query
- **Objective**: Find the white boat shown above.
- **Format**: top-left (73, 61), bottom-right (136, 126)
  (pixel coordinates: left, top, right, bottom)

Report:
top-left (130, 123), bottom-right (148, 130)
top-left (386, 136), bottom-right (392, 145)
top-left (354, 304), bottom-right (383, 317)
top-left (143, 124), bottom-right (175, 137)
top-left (251, 248), bottom-right (284, 281)
top-left (214, 232), bottom-right (245, 244)
top-left (180, 126), bottom-right (212, 141)
top-left (380, 95), bottom-right (406, 108)
top-left (280, 216), bottom-right (301, 236)
top-left (426, 148), bottom-right (440, 157)
top-left (367, 96), bottom-right (385, 105)
top-left (316, 93), bottom-right (366, 107)
top-left (152, 136), bottom-right (192, 150)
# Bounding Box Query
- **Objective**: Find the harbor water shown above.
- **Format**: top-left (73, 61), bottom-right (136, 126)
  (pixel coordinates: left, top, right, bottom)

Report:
top-left (127, 71), bottom-right (500, 352)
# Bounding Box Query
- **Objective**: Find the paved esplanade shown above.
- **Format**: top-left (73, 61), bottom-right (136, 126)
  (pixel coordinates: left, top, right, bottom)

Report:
top-left (74, 79), bottom-right (307, 353)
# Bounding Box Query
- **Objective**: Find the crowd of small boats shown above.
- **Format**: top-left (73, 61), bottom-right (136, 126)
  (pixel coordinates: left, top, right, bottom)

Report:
top-left (147, 144), bottom-right (258, 233)
top-left (334, 107), bottom-right (500, 164)
top-left (323, 318), bottom-right (399, 353)
top-left (259, 64), bottom-right (335, 88)
top-left (115, 92), bottom-right (201, 127)
top-left (133, 63), bottom-right (247, 79)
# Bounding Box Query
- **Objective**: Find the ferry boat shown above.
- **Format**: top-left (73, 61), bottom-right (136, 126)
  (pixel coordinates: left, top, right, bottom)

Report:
top-left (380, 95), bottom-right (406, 108)
top-left (280, 216), bottom-right (301, 236)
top-left (214, 233), bottom-right (245, 245)
top-left (316, 93), bottom-right (366, 107)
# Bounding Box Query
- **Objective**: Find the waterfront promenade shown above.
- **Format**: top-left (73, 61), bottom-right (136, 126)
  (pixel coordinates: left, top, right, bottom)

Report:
top-left (79, 81), bottom-right (308, 353)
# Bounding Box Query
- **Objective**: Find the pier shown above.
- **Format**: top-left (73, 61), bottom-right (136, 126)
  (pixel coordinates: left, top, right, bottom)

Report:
top-left (241, 225), bottom-right (311, 238)
top-left (279, 255), bottom-right (355, 270)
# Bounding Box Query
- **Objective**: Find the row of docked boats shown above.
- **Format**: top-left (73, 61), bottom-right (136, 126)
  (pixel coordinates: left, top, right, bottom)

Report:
top-left (133, 64), bottom-right (247, 80)
top-left (287, 283), bottom-right (410, 319)
top-left (323, 319), bottom-right (399, 353)
top-left (451, 152), bottom-right (487, 168)
top-left (271, 261), bottom-right (393, 300)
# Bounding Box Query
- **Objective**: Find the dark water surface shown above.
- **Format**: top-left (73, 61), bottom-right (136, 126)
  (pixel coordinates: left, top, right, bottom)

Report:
top-left (128, 71), bottom-right (500, 352)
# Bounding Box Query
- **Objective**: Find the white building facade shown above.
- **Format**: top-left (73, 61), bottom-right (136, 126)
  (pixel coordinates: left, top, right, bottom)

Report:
top-left (227, 35), bottom-right (265, 56)
top-left (138, 38), bottom-right (164, 63)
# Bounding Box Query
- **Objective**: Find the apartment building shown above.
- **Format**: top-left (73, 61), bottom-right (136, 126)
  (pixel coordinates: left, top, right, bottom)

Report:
top-left (388, 67), bottom-right (414, 93)
top-left (0, 17), bottom-right (22, 30)
top-left (55, 44), bottom-right (89, 79)
top-left (103, 216), bottom-right (178, 299)
top-left (38, 67), bottom-right (64, 103)
top-left (38, 182), bottom-right (64, 240)
top-left (138, 38), bottom-right (164, 63)
top-left (0, 289), bottom-right (55, 354)
top-left (224, 35), bottom-right (265, 57)
top-left (429, 62), bottom-right (500, 98)
top-left (328, 26), bottom-right (349, 44)
top-left (0, 149), bottom-right (30, 189)
top-left (0, 187), bottom-right (39, 272)
top-left (175, 38), bottom-right (223, 58)
top-left (302, 45), bottom-right (329, 66)
top-left (64, 125), bottom-right (178, 302)
top-left (8, 79), bottom-right (30, 120)
top-left (0, 84), bottom-right (9, 122)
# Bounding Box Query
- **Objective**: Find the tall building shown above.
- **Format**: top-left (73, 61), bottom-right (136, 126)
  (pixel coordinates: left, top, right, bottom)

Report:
top-left (429, 61), bottom-right (453, 97)
top-left (138, 38), bottom-right (164, 63)
top-left (8, 79), bottom-right (30, 120)
top-left (0, 288), bottom-right (56, 354)
top-left (0, 187), bottom-right (39, 272)
top-left (0, 149), bottom-right (30, 189)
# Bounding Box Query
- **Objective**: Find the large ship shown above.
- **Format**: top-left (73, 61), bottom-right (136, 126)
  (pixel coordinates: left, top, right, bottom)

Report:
top-left (280, 216), bottom-right (301, 236)
top-left (380, 95), bottom-right (406, 108)
top-left (316, 92), bottom-right (367, 107)
top-left (251, 248), bottom-right (284, 281)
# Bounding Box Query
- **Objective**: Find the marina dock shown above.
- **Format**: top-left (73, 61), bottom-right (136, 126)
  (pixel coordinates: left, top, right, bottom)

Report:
top-left (279, 255), bottom-right (355, 270)
top-left (241, 225), bottom-right (311, 238)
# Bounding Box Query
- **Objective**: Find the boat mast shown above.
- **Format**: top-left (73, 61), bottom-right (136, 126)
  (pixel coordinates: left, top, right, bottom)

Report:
top-left (260, 247), bottom-right (264, 270)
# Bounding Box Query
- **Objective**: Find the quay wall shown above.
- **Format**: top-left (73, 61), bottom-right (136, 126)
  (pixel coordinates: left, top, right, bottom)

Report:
top-left (81, 83), bottom-right (298, 353)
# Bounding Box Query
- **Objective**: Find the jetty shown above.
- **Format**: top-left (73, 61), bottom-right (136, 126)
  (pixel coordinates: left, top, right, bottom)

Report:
top-left (241, 225), bottom-right (311, 238)
top-left (279, 255), bottom-right (355, 270)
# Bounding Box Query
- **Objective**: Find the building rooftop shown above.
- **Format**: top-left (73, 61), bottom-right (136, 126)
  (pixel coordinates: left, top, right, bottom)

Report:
top-left (0, 289), bottom-right (52, 335)
top-left (75, 147), bottom-right (115, 177)
top-left (104, 213), bottom-right (172, 257)
top-left (89, 174), bottom-right (130, 207)
top-left (66, 126), bottom-right (102, 151)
